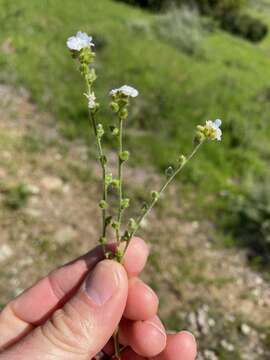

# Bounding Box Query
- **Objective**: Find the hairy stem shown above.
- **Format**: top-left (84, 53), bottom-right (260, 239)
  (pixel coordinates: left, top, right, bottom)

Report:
top-left (124, 142), bottom-right (203, 253)
top-left (85, 74), bottom-right (108, 249)
top-left (116, 117), bottom-right (124, 244)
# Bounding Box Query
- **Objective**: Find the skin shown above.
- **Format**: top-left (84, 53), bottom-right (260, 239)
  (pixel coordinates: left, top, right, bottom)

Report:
top-left (0, 237), bottom-right (197, 360)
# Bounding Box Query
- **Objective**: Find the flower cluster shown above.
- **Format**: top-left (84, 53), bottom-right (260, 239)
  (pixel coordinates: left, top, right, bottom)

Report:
top-left (195, 119), bottom-right (222, 143)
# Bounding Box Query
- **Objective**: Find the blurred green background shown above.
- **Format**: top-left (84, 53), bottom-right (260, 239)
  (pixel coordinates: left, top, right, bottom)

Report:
top-left (1, 0), bottom-right (270, 358)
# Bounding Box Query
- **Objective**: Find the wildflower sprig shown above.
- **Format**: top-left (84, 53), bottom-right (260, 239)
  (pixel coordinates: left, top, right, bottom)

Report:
top-left (67, 31), bottom-right (222, 360)
top-left (67, 32), bottom-right (109, 250)
top-left (110, 86), bottom-right (138, 243)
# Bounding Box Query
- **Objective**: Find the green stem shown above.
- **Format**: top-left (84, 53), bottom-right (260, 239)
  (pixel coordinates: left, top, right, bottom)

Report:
top-left (116, 117), bottom-right (123, 244)
top-left (89, 107), bottom-right (108, 249)
top-left (113, 328), bottom-right (121, 359)
top-left (124, 142), bottom-right (203, 253)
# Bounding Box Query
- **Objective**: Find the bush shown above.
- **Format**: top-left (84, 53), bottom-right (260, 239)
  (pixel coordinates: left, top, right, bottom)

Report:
top-left (153, 7), bottom-right (205, 56)
top-left (221, 12), bottom-right (268, 43)
top-left (116, 0), bottom-right (268, 43)
top-left (224, 180), bottom-right (270, 264)
top-left (116, 0), bottom-right (247, 13)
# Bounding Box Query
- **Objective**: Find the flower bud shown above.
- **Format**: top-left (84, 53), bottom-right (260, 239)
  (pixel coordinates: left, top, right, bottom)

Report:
top-left (112, 220), bottom-right (120, 230)
top-left (165, 166), bottom-right (174, 178)
top-left (105, 173), bottom-right (113, 187)
top-left (115, 247), bottom-right (124, 262)
top-left (178, 154), bottom-right (186, 165)
top-left (97, 123), bottom-right (104, 138)
top-left (99, 237), bottom-right (107, 245)
top-left (119, 108), bottom-right (128, 120)
top-left (109, 125), bottom-right (119, 136)
top-left (121, 230), bottom-right (131, 241)
top-left (120, 150), bottom-right (130, 162)
top-left (194, 131), bottom-right (205, 145)
top-left (151, 191), bottom-right (160, 201)
top-left (111, 179), bottom-right (120, 188)
top-left (100, 155), bottom-right (107, 166)
top-left (99, 200), bottom-right (109, 209)
top-left (128, 218), bottom-right (138, 231)
top-left (110, 102), bottom-right (119, 113)
top-left (121, 198), bottom-right (130, 209)
top-left (105, 216), bottom-right (112, 226)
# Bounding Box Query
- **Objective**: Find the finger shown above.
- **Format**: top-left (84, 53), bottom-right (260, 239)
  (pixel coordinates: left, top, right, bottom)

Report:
top-left (121, 316), bottom-right (167, 358)
top-left (0, 237), bottom-right (148, 350)
top-left (2, 260), bottom-right (128, 360)
top-left (121, 347), bottom-right (146, 360)
top-left (123, 278), bottom-right (158, 321)
top-left (123, 237), bottom-right (149, 277)
top-left (151, 332), bottom-right (197, 360)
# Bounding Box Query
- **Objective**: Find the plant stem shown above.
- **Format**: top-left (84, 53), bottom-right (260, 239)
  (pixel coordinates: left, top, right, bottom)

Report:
top-left (124, 142), bottom-right (203, 253)
top-left (86, 78), bottom-right (108, 251)
top-left (113, 328), bottom-right (121, 359)
top-left (116, 117), bottom-right (123, 244)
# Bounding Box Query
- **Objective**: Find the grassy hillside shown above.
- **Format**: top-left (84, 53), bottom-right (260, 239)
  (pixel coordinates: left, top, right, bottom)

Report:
top-left (1, 0), bottom-right (270, 246)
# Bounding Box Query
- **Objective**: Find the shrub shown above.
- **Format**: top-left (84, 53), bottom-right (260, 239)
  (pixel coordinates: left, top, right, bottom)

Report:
top-left (224, 180), bottom-right (270, 264)
top-left (153, 7), bottom-right (205, 56)
top-left (115, 0), bottom-right (247, 13)
top-left (116, 0), bottom-right (268, 43)
top-left (220, 12), bottom-right (268, 43)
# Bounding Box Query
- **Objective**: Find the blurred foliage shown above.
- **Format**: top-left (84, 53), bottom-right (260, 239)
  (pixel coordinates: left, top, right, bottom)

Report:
top-left (221, 12), bottom-right (268, 42)
top-left (221, 178), bottom-right (270, 264)
top-left (3, 183), bottom-right (31, 210)
top-left (116, 0), bottom-right (268, 42)
top-left (153, 7), bottom-right (206, 56)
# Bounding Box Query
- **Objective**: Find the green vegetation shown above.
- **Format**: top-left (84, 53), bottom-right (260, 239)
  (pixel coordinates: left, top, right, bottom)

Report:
top-left (3, 183), bottom-right (32, 210)
top-left (1, 0), bottom-right (270, 259)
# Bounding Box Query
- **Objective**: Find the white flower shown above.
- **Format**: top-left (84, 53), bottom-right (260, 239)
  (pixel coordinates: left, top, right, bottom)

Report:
top-left (84, 92), bottom-right (96, 109)
top-left (66, 31), bottom-right (94, 51)
top-left (110, 85), bottom-right (139, 98)
top-left (205, 119), bottom-right (222, 141)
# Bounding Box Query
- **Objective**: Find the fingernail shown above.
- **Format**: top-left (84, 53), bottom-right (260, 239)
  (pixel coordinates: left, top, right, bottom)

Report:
top-left (85, 261), bottom-right (120, 306)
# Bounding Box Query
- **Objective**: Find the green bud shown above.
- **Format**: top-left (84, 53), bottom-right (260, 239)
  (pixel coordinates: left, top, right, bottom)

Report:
top-left (85, 68), bottom-right (97, 84)
top-left (97, 123), bottom-right (104, 138)
top-left (141, 202), bottom-right (148, 212)
top-left (109, 125), bottom-right (119, 136)
top-left (112, 220), bottom-right (120, 230)
top-left (100, 155), bottom-right (107, 166)
top-left (194, 131), bottom-right (205, 145)
top-left (105, 251), bottom-right (113, 259)
top-left (105, 216), bottom-right (112, 226)
top-left (111, 179), bottom-right (120, 188)
top-left (110, 102), bottom-right (119, 113)
top-left (128, 218), bottom-right (138, 231)
top-left (99, 200), bottom-right (109, 209)
top-left (115, 247), bottom-right (124, 262)
top-left (165, 166), bottom-right (174, 178)
top-left (99, 237), bottom-right (107, 245)
top-left (119, 108), bottom-right (128, 120)
top-left (121, 230), bottom-right (131, 241)
top-left (79, 63), bottom-right (89, 76)
top-left (79, 48), bottom-right (95, 65)
top-left (121, 198), bottom-right (130, 209)
top-left (105, 173), bottom-right (113, 187)
top-left (178, 154), bottom-right (186, 165)
top-left (120, 150), bottom-right (130, 162)
top-left (151, 191), bottom-right (160, 201)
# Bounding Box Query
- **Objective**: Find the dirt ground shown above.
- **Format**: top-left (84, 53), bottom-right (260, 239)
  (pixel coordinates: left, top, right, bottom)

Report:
top-left (0, 85), bottom-right (269, 359)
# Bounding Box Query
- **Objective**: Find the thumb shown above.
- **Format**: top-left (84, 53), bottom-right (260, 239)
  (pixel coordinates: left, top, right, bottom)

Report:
top-left (2, 260), bottom-right (128, 360)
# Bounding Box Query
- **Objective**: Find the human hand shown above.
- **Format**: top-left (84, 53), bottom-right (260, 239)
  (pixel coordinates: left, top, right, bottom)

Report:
top-left (0, 237), bottom-right (197, 359)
